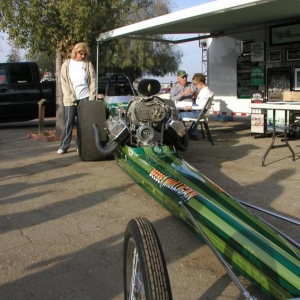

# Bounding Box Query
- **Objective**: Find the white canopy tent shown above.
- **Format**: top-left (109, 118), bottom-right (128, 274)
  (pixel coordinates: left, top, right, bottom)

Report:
top-left (95, 0), bottom-right (300, 116)
top-left (96, 0), bottom-right (300, 44)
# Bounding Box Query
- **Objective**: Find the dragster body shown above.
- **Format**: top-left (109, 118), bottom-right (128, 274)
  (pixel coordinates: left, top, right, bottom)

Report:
top-left (114, 144), bottom-right (300, 299)
top-left (88, 76), bottom-right (300, 299)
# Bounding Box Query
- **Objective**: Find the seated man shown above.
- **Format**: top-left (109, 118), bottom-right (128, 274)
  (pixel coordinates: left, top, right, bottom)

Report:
top-left (180, 73), bottom-right (213, 140)
top-left (170, 70), bottom-right (197, 110)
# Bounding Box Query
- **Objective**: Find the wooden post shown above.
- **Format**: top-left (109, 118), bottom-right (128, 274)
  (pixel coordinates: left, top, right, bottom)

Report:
top-left (38, 99), bottom-right (46, 135)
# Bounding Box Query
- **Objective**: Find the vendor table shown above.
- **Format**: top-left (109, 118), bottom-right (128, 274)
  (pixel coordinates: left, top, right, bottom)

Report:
top-left (250, 102), bottom-right (300, 166)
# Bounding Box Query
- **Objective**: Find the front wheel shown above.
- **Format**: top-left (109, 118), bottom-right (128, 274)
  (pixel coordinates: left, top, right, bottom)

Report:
top-left (123, 217), bottom-right (173, 300)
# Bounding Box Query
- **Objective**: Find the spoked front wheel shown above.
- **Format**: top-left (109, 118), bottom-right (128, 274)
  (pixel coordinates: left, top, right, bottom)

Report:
top-left (123, 217), bottom-right (173, 300)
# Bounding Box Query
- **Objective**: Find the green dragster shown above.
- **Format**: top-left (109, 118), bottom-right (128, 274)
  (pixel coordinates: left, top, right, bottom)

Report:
top-left (89, 77), bottom-right (300, 299)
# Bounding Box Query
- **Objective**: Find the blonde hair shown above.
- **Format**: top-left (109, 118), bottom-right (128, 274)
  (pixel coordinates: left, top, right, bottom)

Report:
top-left (192, 73), bottom-right (206, 84)
top-left (71, 42), bottom-right (90, 59)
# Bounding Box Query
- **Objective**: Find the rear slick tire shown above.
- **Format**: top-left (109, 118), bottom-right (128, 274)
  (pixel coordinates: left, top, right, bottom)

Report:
top-left (123, 217), bottom-right (173, 300)
top-left (77, 100), bottom-right (107, 161)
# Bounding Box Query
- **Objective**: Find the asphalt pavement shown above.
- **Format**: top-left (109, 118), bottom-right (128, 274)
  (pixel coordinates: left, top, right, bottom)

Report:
top-left (0, 116), bottom-right (299, 300)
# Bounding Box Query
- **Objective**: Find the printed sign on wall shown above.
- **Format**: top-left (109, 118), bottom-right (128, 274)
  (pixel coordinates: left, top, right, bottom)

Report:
top-left (251, 42), bottom-right (264, 62)
top-left (251, 66), bottom-right (264, 86)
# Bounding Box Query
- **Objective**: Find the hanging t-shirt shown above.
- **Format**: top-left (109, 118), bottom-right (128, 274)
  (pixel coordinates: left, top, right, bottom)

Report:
top-left (69, 59), bottom-right (89, 100)
top-left (195, 86), bottom-right (213, 110)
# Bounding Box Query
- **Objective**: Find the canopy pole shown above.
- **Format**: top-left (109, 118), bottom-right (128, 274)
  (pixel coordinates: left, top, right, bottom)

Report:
top-left (96, 42), bottom-right (99, 98)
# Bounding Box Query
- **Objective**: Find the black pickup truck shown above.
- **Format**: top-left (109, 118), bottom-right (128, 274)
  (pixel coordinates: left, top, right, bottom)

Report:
top-left (0, 62), bottom-right (56, 123)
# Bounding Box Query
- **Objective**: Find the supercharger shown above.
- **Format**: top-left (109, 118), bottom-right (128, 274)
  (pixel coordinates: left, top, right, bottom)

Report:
top-left (105, 96), bottom-right (187, 148)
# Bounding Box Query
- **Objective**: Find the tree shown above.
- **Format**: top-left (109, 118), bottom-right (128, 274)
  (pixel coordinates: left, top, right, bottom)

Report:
top-left (6, 40), bottom-right (22, 62)
top-left (0, 0), bottom-right (181, 75)
top-left (26, 52), bottom-right (55, 79)
top-left (0, 0), bottom-right (131, 135)
top-left (0, 0), bottom-right (182, 134)
top-left (0, 0), bottom-right (130, 56)
top-left (99, 0), bottom-right (182, 78)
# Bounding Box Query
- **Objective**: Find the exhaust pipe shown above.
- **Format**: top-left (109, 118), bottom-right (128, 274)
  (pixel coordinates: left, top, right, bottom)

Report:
top-left (92, 124), bottom-right (120, 156)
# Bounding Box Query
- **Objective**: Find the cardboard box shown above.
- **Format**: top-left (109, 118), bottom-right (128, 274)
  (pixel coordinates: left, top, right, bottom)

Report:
top-left (283, 91), bottom-right (300, 102)
top-left (268, 92), bottom-right (283, 102)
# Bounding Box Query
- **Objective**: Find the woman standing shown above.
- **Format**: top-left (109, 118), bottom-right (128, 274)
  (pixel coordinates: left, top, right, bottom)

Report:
top-left (57, 42), bottom-right (96, 154)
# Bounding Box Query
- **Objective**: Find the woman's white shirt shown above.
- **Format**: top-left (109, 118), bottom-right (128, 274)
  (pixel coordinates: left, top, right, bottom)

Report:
top-left (195, 86), bottom-right (213, 110)
top-left (69, 59), bottom-right (89, 99)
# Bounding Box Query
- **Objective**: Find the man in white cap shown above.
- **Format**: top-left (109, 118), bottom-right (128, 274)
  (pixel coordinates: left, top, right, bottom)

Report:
top-left (170, 70), bottom-right (199, 139)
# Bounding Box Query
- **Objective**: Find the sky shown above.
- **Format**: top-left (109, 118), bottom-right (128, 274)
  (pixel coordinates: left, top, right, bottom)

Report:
top-left (0, 35), bottom-right (12, 61)
top-left (157, 0), bottom-right (213, 84)
top-left (0, 0), bottom-right (212, 82)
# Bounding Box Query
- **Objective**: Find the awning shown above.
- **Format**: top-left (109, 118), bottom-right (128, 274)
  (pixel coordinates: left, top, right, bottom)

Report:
top-left (97, 0), bottom-right (300, 44)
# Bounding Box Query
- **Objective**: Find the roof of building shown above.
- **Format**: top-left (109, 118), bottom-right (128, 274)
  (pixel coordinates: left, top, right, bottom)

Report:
top-left (97, 0), bottom-right (300, 44)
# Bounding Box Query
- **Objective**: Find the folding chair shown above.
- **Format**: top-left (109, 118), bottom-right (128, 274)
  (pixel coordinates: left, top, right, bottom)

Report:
top-left (181, 93), bottom-right (214, 146)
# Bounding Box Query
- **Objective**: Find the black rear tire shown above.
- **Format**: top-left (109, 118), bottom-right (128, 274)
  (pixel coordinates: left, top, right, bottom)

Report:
top-left (77, 100), bottom-right (108, 161)
top-left (123, 217), bottom-right (173, 300)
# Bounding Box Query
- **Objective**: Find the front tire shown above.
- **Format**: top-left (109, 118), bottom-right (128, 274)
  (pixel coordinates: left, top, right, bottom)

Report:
top-left (123, 217), bottom-right (173, 300)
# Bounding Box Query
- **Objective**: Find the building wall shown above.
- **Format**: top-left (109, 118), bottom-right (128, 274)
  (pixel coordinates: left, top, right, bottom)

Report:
top-left (208, 36), bottom-right (253, 116)
top-left (208, 18), bottom-right (300, 117)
